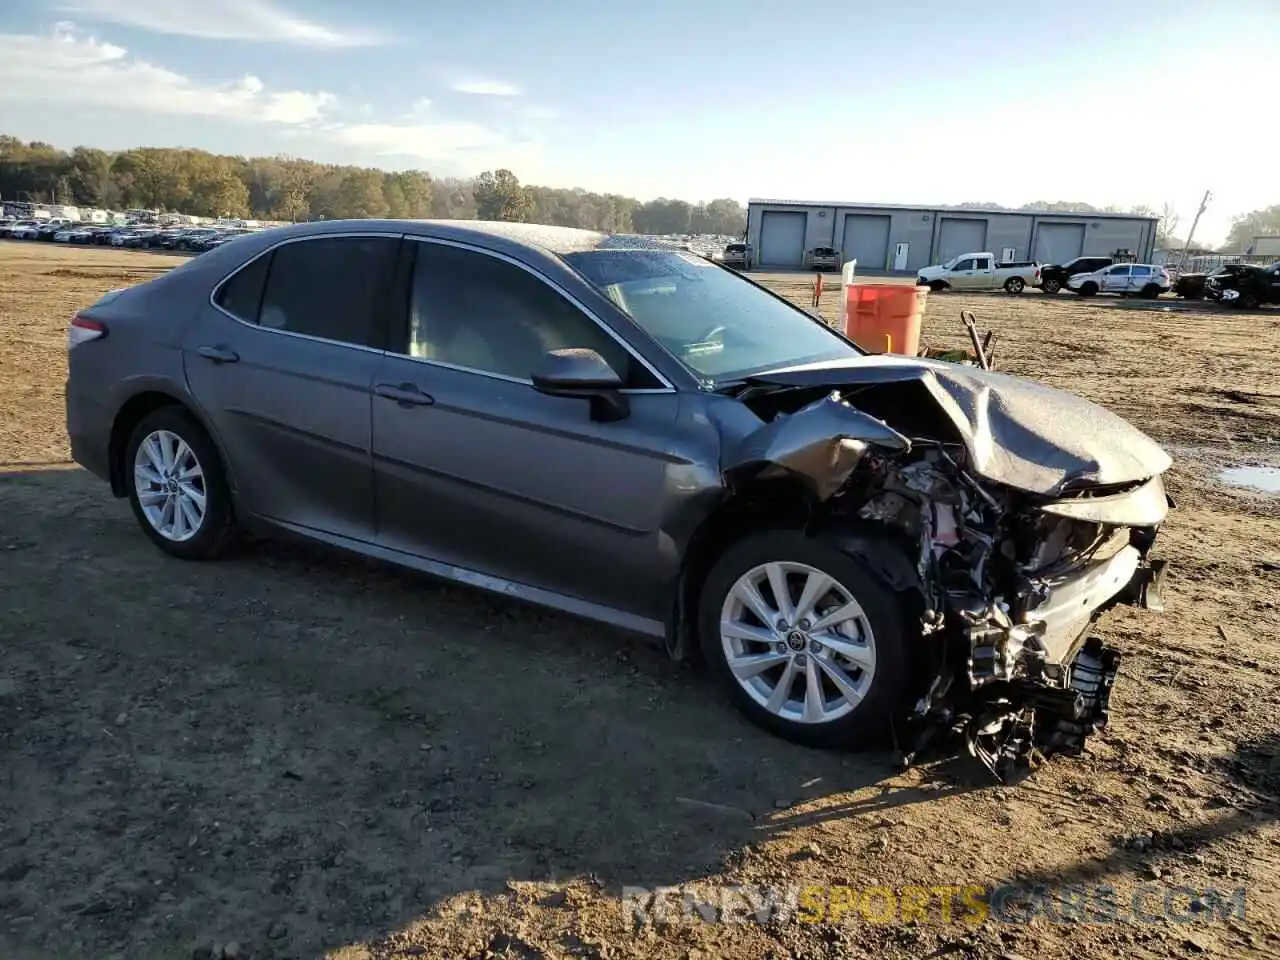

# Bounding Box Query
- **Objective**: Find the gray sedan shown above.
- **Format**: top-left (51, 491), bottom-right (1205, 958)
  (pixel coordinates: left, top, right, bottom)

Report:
top-left (65, 219), bottom-right (1170, 768)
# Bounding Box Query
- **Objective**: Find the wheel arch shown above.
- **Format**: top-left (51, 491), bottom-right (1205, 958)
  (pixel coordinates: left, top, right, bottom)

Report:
top-left (665, 476), bottom-right (928, 662)
top-left (108, 389), bottom-right (233, 499)
top-left (666, 476), bottom-right (817, 661)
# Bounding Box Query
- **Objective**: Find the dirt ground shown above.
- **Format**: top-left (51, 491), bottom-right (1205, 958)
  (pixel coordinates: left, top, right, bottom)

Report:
top-left (1, 242), bottom-right (1278, 960)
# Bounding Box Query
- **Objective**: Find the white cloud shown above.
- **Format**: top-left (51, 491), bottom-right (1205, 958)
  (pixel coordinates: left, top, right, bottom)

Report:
top-left (0, 24), bottom-right (556, 177)
top-left (0, 24), bottom-right (335, 124)
top-left (54, 0), bottom-right (383, 48)
top-left (449, 78), bottom-right (522, 97)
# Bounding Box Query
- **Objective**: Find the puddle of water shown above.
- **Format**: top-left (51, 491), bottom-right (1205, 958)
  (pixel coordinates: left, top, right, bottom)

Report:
top-left (1218, 466), bottom-right (1280, 494)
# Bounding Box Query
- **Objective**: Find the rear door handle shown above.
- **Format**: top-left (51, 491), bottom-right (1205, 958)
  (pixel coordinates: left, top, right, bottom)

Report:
top-left (374, 382), bottom-right (435, 407)
top-left (197, 344), bottom-right (239, 364)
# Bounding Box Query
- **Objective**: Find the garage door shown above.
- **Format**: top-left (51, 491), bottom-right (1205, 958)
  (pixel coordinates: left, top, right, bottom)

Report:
top-left (1033, 222), bottom-right (1086, 264)
top-left (936, 218), bottom-right (988, 263)
top-left (758, 211), bottom-right (806, 268)
top-left (840, 215), bottom-right (891, 271)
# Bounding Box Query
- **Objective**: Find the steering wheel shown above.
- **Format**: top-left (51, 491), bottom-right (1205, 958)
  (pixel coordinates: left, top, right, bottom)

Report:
top-left (695, 324), bottom-right (726, 343)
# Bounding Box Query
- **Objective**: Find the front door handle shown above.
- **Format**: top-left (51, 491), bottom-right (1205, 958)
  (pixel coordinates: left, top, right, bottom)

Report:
top-left (197, 344), bottom-right (239, 364)
top-left (374, 382), bottom-right (435, 407)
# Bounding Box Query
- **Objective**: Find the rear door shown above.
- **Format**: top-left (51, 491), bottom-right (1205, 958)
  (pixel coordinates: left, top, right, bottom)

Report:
top-left (973, 254), bottom-right (997, 289)
top-left (183, 233), bottom-right (400, 541)
top-left (369, 238), bottom-right (680, 621)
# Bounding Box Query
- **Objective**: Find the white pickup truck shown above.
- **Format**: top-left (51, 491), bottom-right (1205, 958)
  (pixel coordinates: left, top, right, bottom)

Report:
top-left (917, 252), bottom-right (1041, 294)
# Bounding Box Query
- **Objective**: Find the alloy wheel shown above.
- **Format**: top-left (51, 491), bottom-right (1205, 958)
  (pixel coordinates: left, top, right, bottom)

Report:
top-left (719, 561), bottom-right (877, 725)
top-left (133, 429), bottom-right (207, 542)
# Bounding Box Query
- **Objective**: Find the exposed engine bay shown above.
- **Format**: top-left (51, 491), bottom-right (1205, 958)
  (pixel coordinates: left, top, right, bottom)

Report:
top-left (720, 359), bottom-right (1172, 782)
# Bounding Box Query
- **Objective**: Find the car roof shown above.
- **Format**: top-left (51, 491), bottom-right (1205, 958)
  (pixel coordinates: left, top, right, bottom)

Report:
top-left (241, 218), bottom-right (681, 257)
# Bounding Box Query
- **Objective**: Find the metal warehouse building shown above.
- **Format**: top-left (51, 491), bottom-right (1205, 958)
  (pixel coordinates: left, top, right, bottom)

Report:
top-left (746, 200), bottom-right (1159, 273)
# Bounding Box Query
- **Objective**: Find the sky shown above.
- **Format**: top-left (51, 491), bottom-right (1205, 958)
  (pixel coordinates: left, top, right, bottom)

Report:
top-left (0, 0), bottom-right (1276, 245)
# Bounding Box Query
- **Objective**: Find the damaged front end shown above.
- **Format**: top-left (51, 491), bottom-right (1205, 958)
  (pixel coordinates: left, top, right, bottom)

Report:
top-left (725, 378), bottom-right (1171, 783)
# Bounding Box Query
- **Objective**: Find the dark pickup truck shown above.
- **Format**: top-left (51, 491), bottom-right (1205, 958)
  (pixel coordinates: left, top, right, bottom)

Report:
top-left (1204, 261), bottom-right (1280, 309)
top-left (1038, 255), bottom-right (1115, 294)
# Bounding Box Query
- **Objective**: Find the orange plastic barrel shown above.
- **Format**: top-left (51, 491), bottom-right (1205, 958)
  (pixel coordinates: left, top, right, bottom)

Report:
top-left (842, 283), bottom-right (928, 356)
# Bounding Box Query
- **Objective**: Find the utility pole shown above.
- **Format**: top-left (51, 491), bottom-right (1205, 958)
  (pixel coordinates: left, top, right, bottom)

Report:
top-left (1178, 189), bottom-right (1211, 271)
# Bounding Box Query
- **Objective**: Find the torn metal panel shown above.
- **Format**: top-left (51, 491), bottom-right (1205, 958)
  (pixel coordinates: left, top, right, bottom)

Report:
top-left (725, 392), bottom-right (910, 501)
top-left (1039, 473), bottom-right (1170, 526)
top-left (745, 356), bottom-right (1172, 496)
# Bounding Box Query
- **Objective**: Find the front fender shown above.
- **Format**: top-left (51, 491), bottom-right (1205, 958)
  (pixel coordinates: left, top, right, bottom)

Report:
top-left (724, 392), bottom-right (911, 502)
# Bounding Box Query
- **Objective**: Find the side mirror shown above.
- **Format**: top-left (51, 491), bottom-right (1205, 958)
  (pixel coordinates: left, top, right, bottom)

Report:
top-left (531, 348), bottom-right (630, 422)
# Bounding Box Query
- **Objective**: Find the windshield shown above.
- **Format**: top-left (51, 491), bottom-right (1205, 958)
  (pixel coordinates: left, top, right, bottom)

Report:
top-left (562, 249), bottom-right (861, 381)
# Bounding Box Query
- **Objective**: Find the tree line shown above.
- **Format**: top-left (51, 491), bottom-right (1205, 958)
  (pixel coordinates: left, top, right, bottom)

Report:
top-left (3, 135), bottom-right (1275, 250)
top-left (0, 135), bottom-right (747, 237)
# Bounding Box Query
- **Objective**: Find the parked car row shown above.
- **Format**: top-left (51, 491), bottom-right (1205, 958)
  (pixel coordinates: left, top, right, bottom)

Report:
top-left (0, 219), bottom-right (264, 253)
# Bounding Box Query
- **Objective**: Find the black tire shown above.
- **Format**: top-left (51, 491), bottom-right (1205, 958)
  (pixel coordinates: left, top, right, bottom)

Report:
top-left (1238, 293), bottom-right (1260, 310)
top-left (1077, 282), bottom-right (1098, 297)
top-left (1140, 284), bottom-right (1162, 300)
top-left (697, 530), bottom-right (908, 748)
top-left (1041, 278), bottom-right (1062, 294)
top-left (928, 280), bottom-right (949, 293)
top-left (124, 406), bottom-right (237, 561)
top-left (1004, 277), bottom-right (1025, 294)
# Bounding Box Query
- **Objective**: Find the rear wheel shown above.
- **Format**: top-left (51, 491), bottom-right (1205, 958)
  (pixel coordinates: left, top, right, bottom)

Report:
top-left (1076, 282), bottom-right (1098, 297)
top-left (1004, 276), bottom-right (1026, 294)
top-left (125, 407), bottom-right (237, 560)
top-left (698, 530), bottom-right (907, 748)
top-left (1140, 283), bottom-right (1162, 300)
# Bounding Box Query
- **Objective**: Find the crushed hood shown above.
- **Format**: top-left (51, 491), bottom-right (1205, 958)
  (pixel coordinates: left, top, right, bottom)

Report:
top-left (744, 355), bottom-right (1172, 497)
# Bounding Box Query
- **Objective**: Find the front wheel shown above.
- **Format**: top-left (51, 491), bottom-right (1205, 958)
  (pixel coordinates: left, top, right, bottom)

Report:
top-left (698, 531), bottom-right (907, 748)
top-left (1041, 278), bottom-right (1062, 294)
top-left (1140, 284), bottom-right (1162, 300)
top-left (1004, 277), bottom-right (1026, 294)
top-left (1076, 282), bottom-right (1098, 297)
top-left (927, 280), bottom-right (949, 293)
top-left (125, 407), bottom-right (238, 560)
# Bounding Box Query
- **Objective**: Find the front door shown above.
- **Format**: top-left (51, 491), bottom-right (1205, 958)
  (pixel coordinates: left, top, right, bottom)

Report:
top-left (949, 257), bottom-right (978, 289)
top-left (893, 242), bottom-right (910, 271)
top-left (1100, 265), bottom-right (1132, 294)
top-left (183, 233), bottom-right (400, 541)
top-left (370, 238), bottom-right (679, 621)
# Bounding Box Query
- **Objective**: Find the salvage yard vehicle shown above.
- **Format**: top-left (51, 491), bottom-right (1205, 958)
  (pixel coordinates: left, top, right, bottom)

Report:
top-left (1067, 263), bottom-right (1171, 299)
top-left (1204, 261), bottom-right (1280, 309)
top-left (719, 242), bottom-right (752, 269)
top-left (804, 246), bottom-right (842, 271)
top-left (916, 252), bottom-right (1041, 293)
top-left (1037, 255), bottom-right (1114, 294)
top-left (65, 220), bottom-right (1170, 776)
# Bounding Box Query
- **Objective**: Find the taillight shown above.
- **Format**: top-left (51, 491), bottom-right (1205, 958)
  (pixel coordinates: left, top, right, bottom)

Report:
top-left (68, 314), bottom-right (106, 349)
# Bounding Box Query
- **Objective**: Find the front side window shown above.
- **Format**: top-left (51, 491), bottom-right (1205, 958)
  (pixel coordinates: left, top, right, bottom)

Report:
top-left (216, 236), bottom-right (398, 348)
top-left (564, 249), bottom-right (862, 382)
top-left (406, 242), bottom-right (656, 387)
top-left (953, 258), bottom-right (976, 271)
top-left (1108, 265), bottom-right (1131, 277)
